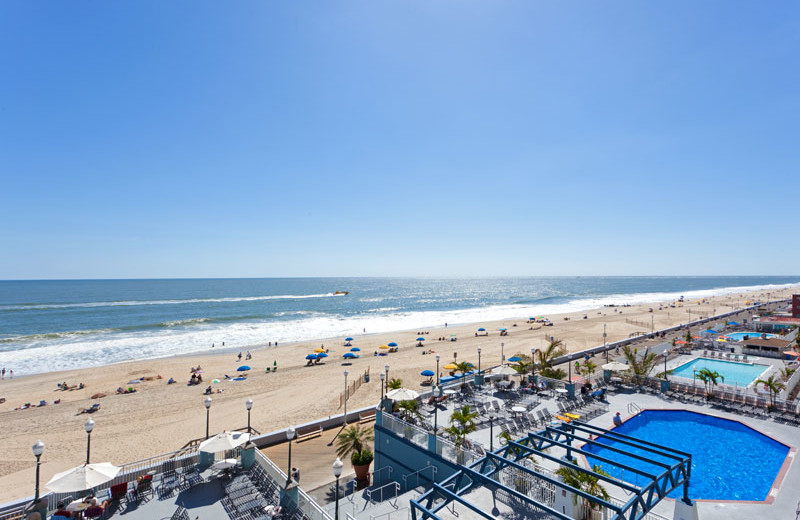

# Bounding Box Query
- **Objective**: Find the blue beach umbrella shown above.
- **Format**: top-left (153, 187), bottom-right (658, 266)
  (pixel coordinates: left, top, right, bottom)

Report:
top-left (305, 354), bottom-right (318, 360)
top-left (343, 352), bottom-right (356, 359)
top-left (728, 321), bottom-right (740, 326)
top-left (499, 327), bottom-right (507, 331)
top-left (416, 337), bottom-right (425, 341)
top-left (507, 356), bottom-right (522, 362)
top-left (388, 342), bottom-right (398, 347)
top-left (233, 377), bottom-right (247, 381)
top-left (477, 328), bottom-right (486, 332)
top-left (345, 337), bottom-right (354, 341)
top-left (421, 370), bottom-right (435, 377)
top-left (350, 347), bottom-right (361, 352)
top-left (237, 365), bottom-right (251, 372)
top-left (316, 352), bottom-right (328, 358)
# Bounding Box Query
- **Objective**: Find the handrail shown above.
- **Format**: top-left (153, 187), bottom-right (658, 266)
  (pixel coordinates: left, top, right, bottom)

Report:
top-left (365, 481), bottom-right (400, 508)
top-left (372, 465), bottom-right (393, 485)
top-left (627, 402), bottom-right (641, 415)
top-left (402, 465), bottom-right (437, 491)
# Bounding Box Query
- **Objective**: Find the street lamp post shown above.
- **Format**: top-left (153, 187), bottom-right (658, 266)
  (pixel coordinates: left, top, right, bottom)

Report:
top-left (477, 347), bottom-right (481, 374)
top-left (333, 457), bottom-right (343, 520)
top-left (433, 384), bottom-right (439, 436)
top-left (343, 370), bottom-right (349, 425)
top-left (435, 355), bottom-right (440, 386)
top-left (246, 398), bottom-right (253, 434)
top-left (531, 348), bottom-right (537, 380)
top-left (489, 415), bottom-right (496, 451)
top-left (84, 418), bottom-right (95, 464)
top-left (501, 342), bottom-right (505, 363)
top-left (32, 440), bottom-right (45, 502)
top-left (385, 364), bottom-right (390, 389)
top-left (379, 371), bottom-right (385, 399)
top-left (204, 396), bottom-right (212, 439)
top-left (286, 427), bottom-right (296, 486)
top-left (693, 367), bottom-right (697, 390)
top-left (663, 352), bottom-right (668, 381)
top-left (604, 324), bottom-right (608, 362)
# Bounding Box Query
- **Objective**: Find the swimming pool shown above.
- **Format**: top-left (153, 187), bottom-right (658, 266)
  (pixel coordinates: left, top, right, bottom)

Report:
top-left (671, 357), bottom-right (769, 387)
top-left (724, 331), bottom-right (776, 342)
top-left (584, 410), bottom-right (790, 501)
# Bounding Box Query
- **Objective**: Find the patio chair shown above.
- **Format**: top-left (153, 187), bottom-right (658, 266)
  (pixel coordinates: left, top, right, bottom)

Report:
top-left (129, 476), bottom-right (153, 503)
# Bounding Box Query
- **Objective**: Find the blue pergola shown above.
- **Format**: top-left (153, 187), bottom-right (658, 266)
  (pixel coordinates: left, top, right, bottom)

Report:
top-left (411, 420), bottom-right (692, 520)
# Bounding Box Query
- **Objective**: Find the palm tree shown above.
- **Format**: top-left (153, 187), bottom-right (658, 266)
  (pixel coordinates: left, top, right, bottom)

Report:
top-left (387, 377), bottom-right (403, 390)
top-left (555, 464), bottom-right (610, 520)
top-left (621, 346), bottom-right (657, 377)
top-left (581, 360), bottom-right (597, 377)
top-left (335, 424), bottom-right (375, 465)
top-left (397, 399), bottom-right (421, 421)
top-left (454, 361), bottom-right (474, 389)
top-left (684, 329), bottom-right (693, 344)
top-left (536, 339), bottom-right (567, 379)
top-left (779, 367), bottom-right (796, 382)
top-left (755, 375), bottom-right (785, 409)
top-left (446, 405), bottom-right (478, 447)
top-left (696, 368), bottom-right (724, 398)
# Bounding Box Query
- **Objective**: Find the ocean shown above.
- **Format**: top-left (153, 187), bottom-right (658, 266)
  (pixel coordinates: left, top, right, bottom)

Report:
top-left (1, 276), bottom-right (798, 375)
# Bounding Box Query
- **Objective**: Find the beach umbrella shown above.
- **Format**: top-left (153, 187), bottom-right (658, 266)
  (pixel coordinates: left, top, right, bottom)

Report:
top-left (728, 321), bottom-right (740, 326)
top-left (477, 328), bottom-right (486, 332)
top-left (675, 340), bottom-right (688, 345)
top-left (379, 345), bottom-right (390, 350)
top-left (237, 365), bottom-right (251, 372)
top-left (416, 337), bottom-right (425, 341)
top-left (199, 431), bottom-right (250, 453)
top-left (211, 458), bottom-right (238, 471)
top-left (350, 347), bottom-right (361, 352)
top-left (443, 363), bottom-right (458, 370)
top-left (314, 348), bottom-right (325, 353)
top-left (386, 388), bottom-right (420, 401)
top-left (343, 352), bottom-right (357, 359)
top-left (316, 352), bottom-right (328, 358)
top-left (507, 356), bottom-right (522, 362)
top-left (499, 327), bottom-right (507, 331)
top-left (46, 463), bottom-right (121, 492)
top-left (232, 377), bottom-right (247, 381)
top-left (601, 361), bottom-right (630, 372)
top-left (211, 379), bottom-right (221, 384)
top-left (345, 337), bottom-right (354, 341)
top-left (420, 370), bottom-right (435, 377)
top-left (388, 342), bottom-right (398, 347)
top-left (491, 365), bottom-right (517, 376)
top-left (305, 354), bottom-right (318, 360)
top-left (716, 338), bottom-right (729, 342)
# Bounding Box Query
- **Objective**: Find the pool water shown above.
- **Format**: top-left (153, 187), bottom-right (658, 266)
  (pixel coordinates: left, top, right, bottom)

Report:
top-left (724, 331), bottom-right (776, 342)
top-left (671, 358), bottom-right (769, 387)
top-left (584, 410), bottom-right (790, 501)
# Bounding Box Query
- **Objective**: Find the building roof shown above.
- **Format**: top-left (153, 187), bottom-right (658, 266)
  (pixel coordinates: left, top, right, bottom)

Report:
top-left (742, 338), bottom-right (792, 349)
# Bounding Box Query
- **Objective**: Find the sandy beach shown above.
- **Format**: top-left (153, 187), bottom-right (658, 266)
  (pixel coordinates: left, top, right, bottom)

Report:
top-left (0, 285), bottom-right (795, 503)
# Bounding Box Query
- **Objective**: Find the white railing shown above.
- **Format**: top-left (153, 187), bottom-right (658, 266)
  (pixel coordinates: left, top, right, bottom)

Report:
top-left (366, 481), bottom-right (400, 507)
top-left (779, 366), bottom-right (800, 400)
top-left (402, 465), bottom-right (437, 491)
top-left (254, 449), bottom-right (333, 520)
top-left (608, 496), bottom-right (671, 520)
top-left (380, 413), bottom-right (428, 449)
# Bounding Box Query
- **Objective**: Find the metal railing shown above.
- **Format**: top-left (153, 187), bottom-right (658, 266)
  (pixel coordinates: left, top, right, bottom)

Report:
top-left (370, 506), bottom-right (410, 520)
top-left (372, 465), bottom-right (393, 487)
top-left (379, 412), bottom-right (428, 449)
top-left (253, 450), bottom-right (333, 520)
top-left (366, 481), bottom-right (400, 507)
top-left (401, 465), bottom-right (437, 491)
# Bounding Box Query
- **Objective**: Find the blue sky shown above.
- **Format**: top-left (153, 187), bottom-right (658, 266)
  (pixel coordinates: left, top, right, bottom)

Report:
top-left (1, 1), bottom-right (798, 279)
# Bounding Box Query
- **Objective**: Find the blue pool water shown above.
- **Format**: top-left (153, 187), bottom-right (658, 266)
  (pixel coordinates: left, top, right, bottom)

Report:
top-left (584, 410), bottom-right (790, 501)
top-left (724, 331), bottom-right (776, 342)
top-left (671, 358), bottom-right (769, 387)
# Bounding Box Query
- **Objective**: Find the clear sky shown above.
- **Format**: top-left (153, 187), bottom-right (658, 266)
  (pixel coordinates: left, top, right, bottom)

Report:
top-left (1, 1), bottom-right (798, 279)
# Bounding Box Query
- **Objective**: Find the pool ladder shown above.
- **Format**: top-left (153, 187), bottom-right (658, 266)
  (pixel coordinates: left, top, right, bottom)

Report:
top-left (628, 402), bottom-right (641, 415)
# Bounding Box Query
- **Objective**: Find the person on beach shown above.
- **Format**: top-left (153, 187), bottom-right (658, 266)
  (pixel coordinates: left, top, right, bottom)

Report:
top-left (238, 352), bottom-right (242, 361)
top-left (246, 351), bottom-right (252, 360)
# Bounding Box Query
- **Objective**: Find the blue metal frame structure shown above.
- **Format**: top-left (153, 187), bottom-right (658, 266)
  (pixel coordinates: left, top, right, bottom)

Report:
top-left (410, 420), bottom-right (692, 520)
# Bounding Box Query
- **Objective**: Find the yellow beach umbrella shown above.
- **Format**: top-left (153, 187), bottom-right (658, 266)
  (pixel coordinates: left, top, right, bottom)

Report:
top-left (314, 348), bottom-right (325, 353)
top-left (443, 363), bottom-right (458, 370)
top-left (379, 345), bottom-right (390, 350)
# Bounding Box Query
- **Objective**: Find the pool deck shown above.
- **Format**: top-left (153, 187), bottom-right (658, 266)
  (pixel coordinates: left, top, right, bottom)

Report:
top-left (665, 352), bottom-right (785, 389)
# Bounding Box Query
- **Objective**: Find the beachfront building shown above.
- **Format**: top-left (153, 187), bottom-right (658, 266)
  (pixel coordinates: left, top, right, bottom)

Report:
top-left (741, 338), bottom-right (793, 359)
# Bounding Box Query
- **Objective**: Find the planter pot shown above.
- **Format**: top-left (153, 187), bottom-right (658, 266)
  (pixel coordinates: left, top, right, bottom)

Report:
top-left (353, 463), bottom-right (372, 483)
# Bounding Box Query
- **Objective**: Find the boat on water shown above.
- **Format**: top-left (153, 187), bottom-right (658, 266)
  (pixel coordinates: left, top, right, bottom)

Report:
top-left (334, 291), bottom-right (349, 295)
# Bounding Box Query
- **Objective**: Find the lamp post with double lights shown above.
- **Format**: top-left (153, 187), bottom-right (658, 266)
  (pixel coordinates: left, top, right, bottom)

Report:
top-left (384, 364), bottom-right (390, 389)
top-left (246, 398), bottom-right (253, 434)
top-left (333, 457), bottom-right (343, 520)
top-left (477, 347), bottom-right (482, 374)
top-left (84, 418), bottom-right (95, 464)
top-left (204, 396), bottom-right (212, 439)
top-left (435, 355), bottom-right (440, 386)
top-left (286, 426), bottom-right (296, 486)
top-left (32, 440), bottom-right (45, 502)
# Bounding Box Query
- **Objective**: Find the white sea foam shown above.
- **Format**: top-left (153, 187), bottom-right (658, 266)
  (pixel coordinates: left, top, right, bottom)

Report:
top-left (0, 292), bottom-right (343, 311)
top-left (2, 281), bottom-right (796, 376)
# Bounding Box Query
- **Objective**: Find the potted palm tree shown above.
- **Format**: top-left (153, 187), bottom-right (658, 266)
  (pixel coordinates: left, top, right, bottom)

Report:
top-left (755, 375), bottom-right (785, 411)
top-left (445, 405), bottom-right (477, 464)
top-left (453, 361), bottom-right (474, 390)
top-left (555, 464), bottom-right (610, 520)
top-left (536, 339), bottom-right (567, 380)
top-left (335, 424), bottom-right (374, 483)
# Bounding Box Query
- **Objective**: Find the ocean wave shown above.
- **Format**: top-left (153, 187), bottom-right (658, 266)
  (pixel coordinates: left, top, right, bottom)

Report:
top-left (0, 293), bottom-right (343, 311)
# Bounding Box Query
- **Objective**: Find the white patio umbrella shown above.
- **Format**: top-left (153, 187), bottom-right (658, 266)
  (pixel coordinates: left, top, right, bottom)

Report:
top-left (490, 365), bottom-right (518, 377)
top-left (46, 463), bottom-right (121, 492)
top-left (602, 361), bottom-right (630, 372)
top-left (386, 388), bottom-right (420, 401)
top-left (210, 458), bottom-right (239, 471)
top-left (198, 431), bottom-right (251, 453)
